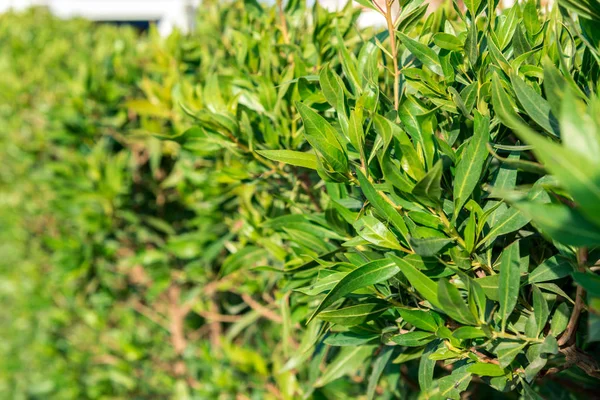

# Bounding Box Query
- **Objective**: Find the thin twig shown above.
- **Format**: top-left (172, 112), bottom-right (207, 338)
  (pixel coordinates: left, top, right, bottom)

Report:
top-left (384, 0), bottom-right (400, 112)
top-left (241, 293), bottom-right (283, 323)
top-left (558, 247), bottom-right (587, 347)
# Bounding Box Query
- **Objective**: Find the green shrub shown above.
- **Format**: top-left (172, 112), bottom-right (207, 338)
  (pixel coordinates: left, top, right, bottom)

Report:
top-left (1, 0), bottom-right (600, 399)
top-left (175, 0), bottom-right (600, 397)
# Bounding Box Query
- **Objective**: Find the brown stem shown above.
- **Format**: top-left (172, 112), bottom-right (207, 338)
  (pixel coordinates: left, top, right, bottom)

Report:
top-left (384, 0), bottom-right (400, 112)
top-left (557, 247), bottom-right (587, 347)
top-left (277, 0), bottom-right (289, 44)
top-left (241, 293), bottom-right (283, 323)
top-left (208, 293), bottom-right (222, 348)
top-left (131, 299), bottom-right (169, 331)
top-left (168, 285), bottom-right (188, 356)
top-left (297, 170), bottom-right (322, 212)
top-left (198, 311), bottom-right (242, 323)
top-left (471, 348), bottom-right (500, 365)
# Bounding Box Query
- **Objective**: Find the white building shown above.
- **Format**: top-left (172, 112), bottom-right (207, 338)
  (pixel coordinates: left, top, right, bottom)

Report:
top-left (0, 0), bottom-right (200, 35)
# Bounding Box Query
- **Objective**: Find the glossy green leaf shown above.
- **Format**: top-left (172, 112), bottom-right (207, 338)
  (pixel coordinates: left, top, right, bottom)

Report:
top-left (296, 101), bottom-right (348, 174)
top-left (387, 253), bottom-right (443, 309)
top-left (454, 111), bottom-right (490, 213)
top-left (467, 363), bottom-right (506, 377)
top-left (390, 331), bottom-right (435, 346)
top-left (453, 326), bottom-right (488, 339)
top-left (412, 159), bottom-right (444, 204)
top-left (398, 32), bottom-right (444, 76)
top-left (510, 73), bottom-right (559, 137)
top-left (438, 279), bottom-right (479, 325)
top-left (495, 341), bottom-right (527, 368)
top-left (307, 259), bottom-right (399, 323)
top-left (512, 201), bottom-right (600, 246)
top-left (532, 285), bottom-right (549, 337)
top-left (366, 347), bottom-right (394, 400)
top-left (419, 340), bottom-right (439, 391)
top-left (355, 168), bottom-right (410, 244)
top-left (498, 241), bottom-right (521, 332)
top-left (433, 33), bottom-right (463, 51)
top-left (355, 215), bottom-right (404, 250)
top-left (410, 236), bottom-right (454, 257)
top-left (528, 255), bottom-right (574, 284)
top-left (318, 302), bottom-right (388, 326)
top-left (397, 307), bottom-right (443, 332)
top-left (491, 73), bottom-right (527, 130)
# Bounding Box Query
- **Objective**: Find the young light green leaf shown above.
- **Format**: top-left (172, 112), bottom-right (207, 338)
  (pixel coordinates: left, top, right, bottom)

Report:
top-left (320, 65), bottom-right (347, 118)
top-left (467, 363), bottom-right (506, 377)
top-left (221, 246), bottom-right (268, 276)
top-left (335, 27), bottom-right (362, 95)
top-left (348, 109), bottom-right (365, 163)
top-left (256, 150), bottom-right (318, 170)
top-left (433, 33), bottom-right (464, 51)
top-left (464, 0), bottom-right (482, 16)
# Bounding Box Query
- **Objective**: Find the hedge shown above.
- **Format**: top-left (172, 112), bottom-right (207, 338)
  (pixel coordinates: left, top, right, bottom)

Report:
top-left (1, 0), bottom-right (599, 398)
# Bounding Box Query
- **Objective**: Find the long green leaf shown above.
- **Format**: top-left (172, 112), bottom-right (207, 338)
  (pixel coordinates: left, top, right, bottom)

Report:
top-left (296, 102), bottom-right (348, 173)
top-left (498, 241), bottom-right (521, 332)
top-left (398, 32), bottom-right (444, 76)
top-left (454, 111), bottom-right (490, 213)
top-left (387, 253), bottom-right (443, 309)
top-left (307, 259), bottom-right (399, 323)
top-left (356, 168), bottom-right (410, 244)
top-left (256, 150), bottom-right (318, 170)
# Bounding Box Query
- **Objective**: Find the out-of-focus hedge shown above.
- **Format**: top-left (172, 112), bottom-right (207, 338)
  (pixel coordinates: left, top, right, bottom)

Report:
top-left (0, 3), bottom-right (366, 398)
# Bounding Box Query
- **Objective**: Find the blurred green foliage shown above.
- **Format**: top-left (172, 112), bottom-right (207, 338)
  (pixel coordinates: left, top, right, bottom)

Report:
top-left (0, 2), bottom-right (364, 398)
top-left (2, 0), bottom-right (600, 399)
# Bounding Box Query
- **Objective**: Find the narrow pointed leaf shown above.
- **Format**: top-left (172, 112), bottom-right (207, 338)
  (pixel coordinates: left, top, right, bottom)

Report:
top-left (498, 241), bottom-right (521, 332)
top-left (307, 259), bottom-right (399, 323)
